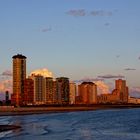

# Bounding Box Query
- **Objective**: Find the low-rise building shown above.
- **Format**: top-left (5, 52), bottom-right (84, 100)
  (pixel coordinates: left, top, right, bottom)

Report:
top-left (128, 97), bottom-right (140, 104)
top-left (97, 79), bottom-right (129, 104)
top-left (78, 82), bottom-right (97, 104)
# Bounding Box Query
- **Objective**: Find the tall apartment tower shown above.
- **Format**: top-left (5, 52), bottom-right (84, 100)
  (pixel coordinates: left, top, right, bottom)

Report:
top-left (56, 77), bottom-right (69, 105)
top-left (24, 78), bottom-right (34, 105)
top-left (12, 54), bottom-right (26, 106)
top-left (115, 79), bottom-right (128, 103)
top-left (69, 82), bottom-right (76, 104)
top-left (45, 77), bottom-right (54, 104)
top-left (31, 75), bottom-right (46, 105)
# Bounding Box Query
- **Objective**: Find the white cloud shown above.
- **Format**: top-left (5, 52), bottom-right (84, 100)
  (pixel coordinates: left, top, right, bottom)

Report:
top-left (30, 68), bottom-right (53, 77)
top-left (94, 81), bottom-right (110, 95)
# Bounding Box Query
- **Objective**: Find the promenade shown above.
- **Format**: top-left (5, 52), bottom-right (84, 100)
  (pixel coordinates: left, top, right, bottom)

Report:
top-left (0, 104), bottom-right (140, 116)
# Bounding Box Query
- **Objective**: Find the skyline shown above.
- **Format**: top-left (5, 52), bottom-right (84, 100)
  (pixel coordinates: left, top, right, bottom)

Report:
top-left (0, 0), bottom-right (140, 97)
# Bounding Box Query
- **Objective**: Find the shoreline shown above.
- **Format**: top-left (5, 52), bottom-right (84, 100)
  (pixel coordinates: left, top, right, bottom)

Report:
top-left (0, 104), bottom-right (140, 116)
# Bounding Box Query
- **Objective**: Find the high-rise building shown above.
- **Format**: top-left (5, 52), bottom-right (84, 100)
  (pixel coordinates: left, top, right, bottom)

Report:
top-left (69, 82), bottom-right (76, 104)
top-left (56, 77), bottom-right (69, 105)
top-left (78, 82), bottom-right (97, 104)
top-left (24, 78), bottom-right (34, 105)
top-left (32, 75), bottom-right (46, 105)
top-left (11, 54), bottom-right (26, 106)
top-left (115, 79), bottom-right (128, 103)
top-left (45, 77), bottom-right (55, 104)
top-left (52, 81), bottom-right (57, 104)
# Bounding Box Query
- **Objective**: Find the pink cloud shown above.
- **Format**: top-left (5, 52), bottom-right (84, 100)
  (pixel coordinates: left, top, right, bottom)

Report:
top-left (0, 79), bottom-right (12, 93)
top-left (129, 87), bottom-right (140, 97)
top-left (1, 70), bottom-right (12, 76)
top-left (0, 70), bottom-right (12, 94)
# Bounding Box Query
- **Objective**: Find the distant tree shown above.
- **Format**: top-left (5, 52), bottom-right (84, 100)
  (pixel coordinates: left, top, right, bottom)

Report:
top-left (6, 100), bottom-right (11, 106)
top-left (0, 101), bottom-right (3, 106)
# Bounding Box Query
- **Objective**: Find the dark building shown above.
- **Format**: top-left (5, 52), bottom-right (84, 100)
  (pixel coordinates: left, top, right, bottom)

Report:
top-left (5, 91), bottom-right (9, 102)
top-left (24, 78), bottom-right (34, 105)
top-left (5, 91), bottom-right (11, 105)
top-left (45, 77), bottom-right (55, 104)
top-left (56, 77), bottom-right (69, 105)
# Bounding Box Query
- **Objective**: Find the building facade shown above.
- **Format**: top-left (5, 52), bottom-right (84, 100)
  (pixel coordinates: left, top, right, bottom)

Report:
top-left (45, 77), bottom-right (56, 104)
top-left (128, 97), bottom-right (140, 104)
top-left (56, 77), bottom-right (69, 105)
top-left (69, 82), bottom-right (76, 104)
top-left (115, 79), bottom-right (128, 103)
top-left (32, 75), bottom-right (46, 105)
top-left (97, 79), bottom-right (129, 104)
top-left (11, 54), bottom-right (26, 106)
top-left (78, 82), bottom-right (97, 104)
top-left (24, 78), bottom-right (34, 105)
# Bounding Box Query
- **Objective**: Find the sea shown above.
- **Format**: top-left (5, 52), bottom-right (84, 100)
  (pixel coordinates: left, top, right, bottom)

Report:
top-left (0, 108), bottom-right (140, 140)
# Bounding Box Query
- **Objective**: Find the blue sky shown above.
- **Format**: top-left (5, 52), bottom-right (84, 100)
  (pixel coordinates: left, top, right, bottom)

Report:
top-left (0, 0), bottom-right (140, 96)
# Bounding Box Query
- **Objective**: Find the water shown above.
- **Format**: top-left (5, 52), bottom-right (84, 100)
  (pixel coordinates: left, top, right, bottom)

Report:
top-left (0, 108), bottom-right (140, 140)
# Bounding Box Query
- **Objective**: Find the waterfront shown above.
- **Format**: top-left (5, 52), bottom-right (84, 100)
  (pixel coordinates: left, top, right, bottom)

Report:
top-left (1, 105), bottom-right (140, 116)
top-left (0, 108), bottom-right (140, 140)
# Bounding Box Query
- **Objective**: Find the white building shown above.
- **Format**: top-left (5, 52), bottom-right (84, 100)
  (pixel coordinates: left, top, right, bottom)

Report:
top-left (69, 82), bottom-right (76, 104)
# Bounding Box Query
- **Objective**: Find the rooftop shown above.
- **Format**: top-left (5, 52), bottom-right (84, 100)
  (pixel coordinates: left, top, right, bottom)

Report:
top-left (12, 54), bottom-right (26, 59)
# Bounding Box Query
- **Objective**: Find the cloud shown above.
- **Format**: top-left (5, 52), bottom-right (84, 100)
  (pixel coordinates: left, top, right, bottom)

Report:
top-left (138, 56), bottom-right (140, 60)
top-left (130, 87), bottom-right (140, 97)
top-left (116, 55), bottom-right (120, 58)
top-left (124, 68), bottom-right (136, 71)
top-left (41, 27), bottom-right (52, 32)
top-left (90, 10), bottom-right (113, 16)
top-left (66, 9), bottom-right (113, 17)
top-left (0, 76), bottom-right (12, 100)
top-left (130, 87), bottom-right (140, 93)
top-left (94, 81), bottom-right (110, 95)
top-left (66, 9), bottom-right (86, 17)
top-left (0, 70), bottom-right (12, 94)
top-left (73, 77), bottom-right (111, 95)
top-left (30, 68), bottom-right (53, 78)
top-left (98, 74), bottom-right (125, 79)
top-left (73, 77), bottom-right (104, 83)
top-left (104, 23), bottom-right (110, 26)
top-left (1, 70), bottom-right (12, 76)
top-left (0, 79), bottom-right (12, 94)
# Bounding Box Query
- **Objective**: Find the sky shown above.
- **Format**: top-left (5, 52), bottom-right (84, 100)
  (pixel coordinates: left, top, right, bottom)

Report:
top-left (0, 0), bottom-right (140, 97)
